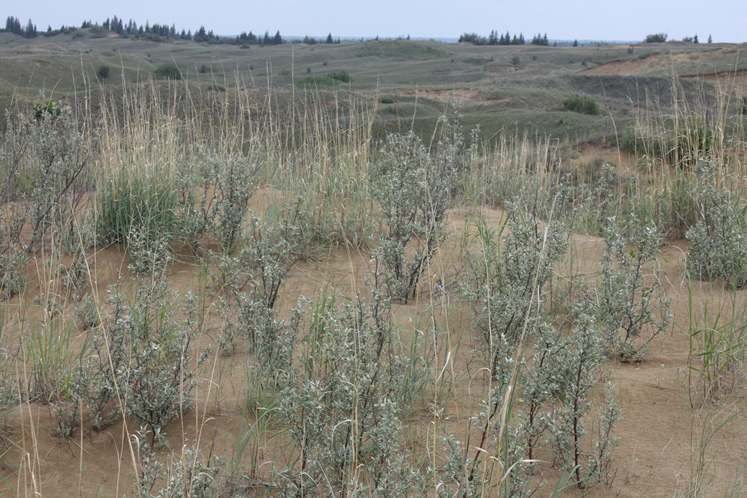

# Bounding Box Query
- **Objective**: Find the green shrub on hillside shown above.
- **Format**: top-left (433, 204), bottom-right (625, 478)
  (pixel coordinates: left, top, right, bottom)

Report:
top-left (328, 70), bottom-right (351, 83)
top-left (153, 63), bottom-right (181, 80)
top-left (687, 160), bottom-right (747, 288)
top-left (563, 95), bottom-right (600, 115)
top-left (96, 65), bottom-right (110, 79)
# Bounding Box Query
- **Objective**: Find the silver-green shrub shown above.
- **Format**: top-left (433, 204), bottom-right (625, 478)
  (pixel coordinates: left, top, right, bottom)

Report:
top-left (598, 215), bottom-right (671, 360)
top-left (78, 277), bottom-right (199, 437)
top-left (0, 208), bottom-right (27, 299)
top-left (216, 206), bottom-right (307, 358)
top-left (463, 203), bottom-right (567, 378)
top-left (1, 103), bottom-right (90, 254)
top-left (178, 150), bottom-right (260, 252)
top-left (372, 122), bottom-right (465, 302)
top-left (686, 159), bottom-right (747, 288)
top-left (275, 292), bottom-right (422, 495)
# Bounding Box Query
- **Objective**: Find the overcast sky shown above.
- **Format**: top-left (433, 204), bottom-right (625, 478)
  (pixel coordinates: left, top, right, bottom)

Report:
top-left (7, 0), bottom-right (746, 42)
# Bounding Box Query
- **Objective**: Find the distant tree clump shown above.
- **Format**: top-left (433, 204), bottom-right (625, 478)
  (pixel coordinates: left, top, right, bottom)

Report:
top-left (458, 32), bottom-right (488, 45)
top-left (563, 95), bottom-right (601, 115)
top-left (97, 65), bottom-right (111, 79)
top-left (3, 16), bottom-right (36, 37)
top-left (154, 63), bottom-right (182, 80)
top-left (531, 33), bottom-right (549, 46)
top-left (644, 33), bottom-right (667, 43)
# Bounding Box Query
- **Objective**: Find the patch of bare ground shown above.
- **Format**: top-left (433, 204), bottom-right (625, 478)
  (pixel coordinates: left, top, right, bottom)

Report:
top-left (2, 202), bottom-right (746, 496)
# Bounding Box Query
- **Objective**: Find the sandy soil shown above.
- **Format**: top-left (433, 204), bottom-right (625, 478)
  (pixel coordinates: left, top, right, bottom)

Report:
top-left (1, 196), bottom-right (746, 497)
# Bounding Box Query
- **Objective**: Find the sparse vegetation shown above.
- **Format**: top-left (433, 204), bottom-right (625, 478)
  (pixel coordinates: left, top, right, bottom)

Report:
top-left (0, 30), bottom-right (745, 498)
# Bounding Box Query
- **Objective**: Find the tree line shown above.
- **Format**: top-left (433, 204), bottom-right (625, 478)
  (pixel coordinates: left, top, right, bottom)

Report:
top-left (459, 31), bottom-right (550, 46)
top-left (4, 16), bottom-right (37, 38)
top-left (2, 14), bottom-right (341, 47)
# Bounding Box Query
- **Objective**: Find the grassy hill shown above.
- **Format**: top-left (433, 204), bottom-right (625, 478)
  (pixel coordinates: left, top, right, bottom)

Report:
top-left (1, 30), bottom-right (744, 143)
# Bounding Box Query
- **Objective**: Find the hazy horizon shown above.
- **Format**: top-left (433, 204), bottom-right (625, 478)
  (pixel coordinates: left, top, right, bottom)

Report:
top-left (5, 0), bottom-right (746, 43)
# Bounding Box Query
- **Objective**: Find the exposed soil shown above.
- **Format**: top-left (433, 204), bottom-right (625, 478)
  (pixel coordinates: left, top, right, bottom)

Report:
top-left (1, 191), bottom-right (746, 496)
top-left (579, 53), bottom-right (668, 76)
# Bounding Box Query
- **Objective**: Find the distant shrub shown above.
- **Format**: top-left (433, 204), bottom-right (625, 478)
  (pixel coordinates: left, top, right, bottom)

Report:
top-left (328, 70), bottom-right (351, 83)
top-left (153, 63), bottom-right (182, 80)
top-left (380, 97), bottom-right (395, 104)
top-left (96, 65), bottom-right (110, 79)
top-left (511, 55), bottom-right (521, 67)
top-left (295, 74), bottom-right (349, 89)
top-left (563, 95), bottom-right (600, 115)
top-left (644, 33), bottom-right (668, 43)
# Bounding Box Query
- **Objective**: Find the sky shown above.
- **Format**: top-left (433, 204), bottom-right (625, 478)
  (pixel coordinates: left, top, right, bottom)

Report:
top-left (7, 0), bottom-right (747, 43)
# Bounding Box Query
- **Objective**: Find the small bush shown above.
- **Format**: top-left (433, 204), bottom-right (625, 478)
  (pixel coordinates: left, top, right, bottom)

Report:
top-left (598, 216), bottom-right (671, 360)
top-left (153, 63), bottom-right (182, 80)
top-left (372, 121), bottom-right (465, 302)
top-left (380, 97), bottom-right (394, 104)
top-left (563, 95), bottom-right (601, 115)
top-left (96, 65), bottom-right (110, 79)
top-left (687, 160), bottom-right (747, 287)
top-left (328, 70), bottom-right (351, 82)
top-left (77, 278), bottom-right (200, 437)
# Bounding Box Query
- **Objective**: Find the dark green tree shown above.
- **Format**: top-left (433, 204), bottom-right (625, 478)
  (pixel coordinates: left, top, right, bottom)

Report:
top-left (644, 33), bottom-right (667, 43)
top-left (24, 19), bottom-right (37, 38)
top-left (326, 32), bottom-right (333, 43)
top-left (97, 65), bottom-right (111, 79)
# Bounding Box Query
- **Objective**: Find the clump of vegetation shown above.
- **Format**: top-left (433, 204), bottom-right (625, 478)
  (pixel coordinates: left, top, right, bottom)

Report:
top-left (76, 277), bottom-right (201, 438)
top-left (563, 95), bottom-right (601, 115)
top-left (1, 99), bottom-right (91, 291)
top-left (644, 33), bottom-right (668, 43)
top-left (215, 204), bottom-right (308, 358)
top-left (372, 120), bottom-right (465, 302)
top-left (597, 216), bottom-right (671, 360)
top-left (96, 64), bottom-right (110, 79)
top-left (275, 292), bottom-right (424, 495)
top-left (621, 117), bottom-right (715, 168)
top-left (97, 172), bottom-right (178, 250)
top-left (153, 63), bottom-right (182, 80)
top-left (294, 70), bottom-right (351, 89)
top-left (687, 160), bottom-right (747, 287)
top-left (327, 70), bottom-right (351, 83)
top-left (460, 206), bottom-right (620, 492)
